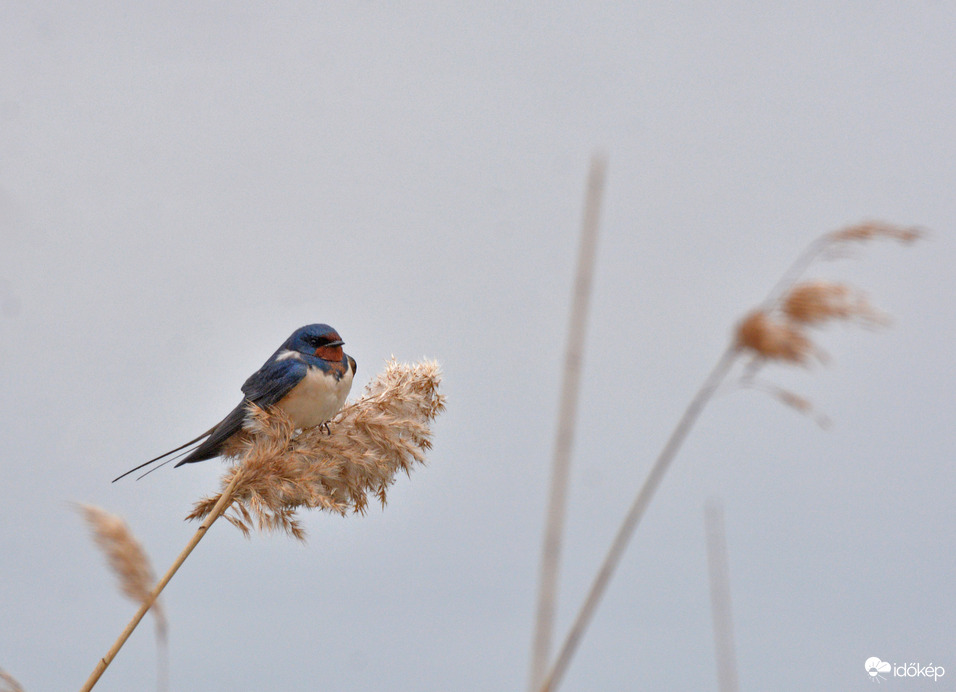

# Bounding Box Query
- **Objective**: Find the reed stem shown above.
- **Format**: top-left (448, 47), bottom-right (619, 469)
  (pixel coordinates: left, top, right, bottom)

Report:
top-left (79, 469), bottom-right (245, 692)
top-left (538, 346), bottom-right (738, 692)
top-left (704, 498), bottom-right (740, 692)
top-left (529, 155), bottom-right (607, 692)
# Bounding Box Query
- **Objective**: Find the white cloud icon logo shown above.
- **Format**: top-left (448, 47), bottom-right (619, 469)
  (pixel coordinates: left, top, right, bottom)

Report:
top-left (866, 657), bottom-right (892, 681)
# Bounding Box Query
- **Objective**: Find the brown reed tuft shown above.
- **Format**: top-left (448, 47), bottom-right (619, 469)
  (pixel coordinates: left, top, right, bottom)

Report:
top-left (828, 220), bottom-right (922, 245)
top-left (0, 669), bottom-right (25, 692)
top-left (187, 358), bottom-right (445, 540)
top-left (782, 280), bottom-right (888, 326)
top-left (737, 277), bottom-right (891, 366)
top-left (733, 234), bottom-right (904, 417)
top-left (78, 505), bottom-right (166, 634)
top-left (730, 246), bottom-right (910, 431)
top-left (78, 505), bottom-right (169, 691)
top-left (734, 310), bottom-right (816, 364)
top-left (734, 218), bottom-right (914, 366)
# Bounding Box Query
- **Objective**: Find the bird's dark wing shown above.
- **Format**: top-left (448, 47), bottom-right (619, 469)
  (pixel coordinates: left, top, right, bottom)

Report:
top-left (173, 357), bottom-right (308, 467)
top-left (113, 358), bottom-right (309, 481)
top-left (171, 400), bottom-right (247, 467)
top-left (240, 355), bottom-right (309, 406)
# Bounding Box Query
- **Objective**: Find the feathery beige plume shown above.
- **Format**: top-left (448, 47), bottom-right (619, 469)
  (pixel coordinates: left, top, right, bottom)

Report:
top-left (782, 280), bottom-right (888, 326)
top-left (78, 506), bottom-right (169, 691)
top-left (0, 669), bottom-right (25, 692)
top-left (187, 358), bottom-right (445, 540)
top-left (732, 220), bottom-right (921, 419)
top-left (734, 311), bottom-right (817, 364)
top-left (78, 505), bottom-right (167, 634)
top-left (737, 279), bottom-right (890, 364)
top-left (828, 220), bottom-right (922, 245)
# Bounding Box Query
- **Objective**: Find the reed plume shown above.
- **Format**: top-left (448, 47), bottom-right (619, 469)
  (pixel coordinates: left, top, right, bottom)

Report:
top-left (738, 281), bottom-right (888, 366)
top-left (187, 357), bottom-right (445, 540)
top-left (78, 505), bottom-right (166, 631)
top-left (782, 280), bottom-right (887, 327)
top-left (733, 226), bottom-right (916, 419)
top-left (78, 505), bottom-right (167, 691)
top-left (735, 311), bottom-right (818, 365)
top-left (827, 219), bottom-right (921, 245)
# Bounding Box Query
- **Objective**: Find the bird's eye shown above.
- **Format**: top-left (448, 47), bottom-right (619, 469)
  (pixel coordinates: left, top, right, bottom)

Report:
top-left (303, 334), bottom-right (335, 350)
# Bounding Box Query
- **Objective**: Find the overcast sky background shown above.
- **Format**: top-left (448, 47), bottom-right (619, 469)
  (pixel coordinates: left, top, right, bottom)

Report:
top-left (1, 3), bottom-right (954, 691)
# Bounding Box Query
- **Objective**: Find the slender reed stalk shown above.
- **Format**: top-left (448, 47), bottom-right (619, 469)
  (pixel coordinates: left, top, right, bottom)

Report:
top-left (529, 154), bottom-right (607, 692)
top-left (538, 346), bottom-right (737, 692)
top-left (0, 669), bottom-right (25, 692)
top-left (704, 498), bottom-right (739, 692)
top-left (79, 469), bottom-right (245, 692)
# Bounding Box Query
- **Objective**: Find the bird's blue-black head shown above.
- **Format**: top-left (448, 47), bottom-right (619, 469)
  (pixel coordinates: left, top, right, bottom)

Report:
top-left (286, 323), bottom-right (345, 363)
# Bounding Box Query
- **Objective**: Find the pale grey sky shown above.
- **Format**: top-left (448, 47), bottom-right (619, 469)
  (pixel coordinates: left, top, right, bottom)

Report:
top-left (1, 3), bottom-right (954, 691)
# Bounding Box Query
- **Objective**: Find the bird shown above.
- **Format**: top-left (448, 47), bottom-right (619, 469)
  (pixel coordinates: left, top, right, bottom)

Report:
top-left (113, 324), bottom-right (356, 482)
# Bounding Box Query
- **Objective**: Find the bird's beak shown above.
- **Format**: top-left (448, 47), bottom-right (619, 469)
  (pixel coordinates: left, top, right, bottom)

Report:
top-left (327, 340), bottom-right (345, 348)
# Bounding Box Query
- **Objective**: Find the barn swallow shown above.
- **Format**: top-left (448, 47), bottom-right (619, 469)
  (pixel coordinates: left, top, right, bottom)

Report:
top-left (113, 324), bottom-right (356, 481)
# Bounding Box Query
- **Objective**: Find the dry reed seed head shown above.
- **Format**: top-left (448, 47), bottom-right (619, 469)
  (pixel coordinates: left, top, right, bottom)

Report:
top-left (734, 310), bottom-right (817, 364)
top-left (782, 280), bottom-right (889, 326)
top-left (828, 220), bottom-right (923, 245)
top-left (188, 358), bottom-right (445, 540)
top-left (78, 504), bottom-right (166, 631)
top-left (733, 220), bottom-right (918, 423)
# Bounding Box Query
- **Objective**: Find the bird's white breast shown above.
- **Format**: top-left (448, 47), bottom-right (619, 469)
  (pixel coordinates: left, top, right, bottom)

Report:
top-left (276, 366), bottom-right (354, 428)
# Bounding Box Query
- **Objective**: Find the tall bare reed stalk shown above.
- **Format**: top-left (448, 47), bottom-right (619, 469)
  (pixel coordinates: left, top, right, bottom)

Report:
top-left (529, 154), bottom-right (607, 692)
top-left (78, 505), bottom-right (167, 692)
top-left (704, 498), bottom-right (739, 692)
top-left (0, 669), bottom-right (25, 692)
top-left (537, 221), bottom-right (921, 691)
top-left (81, 358), bottom-right (444, 691)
